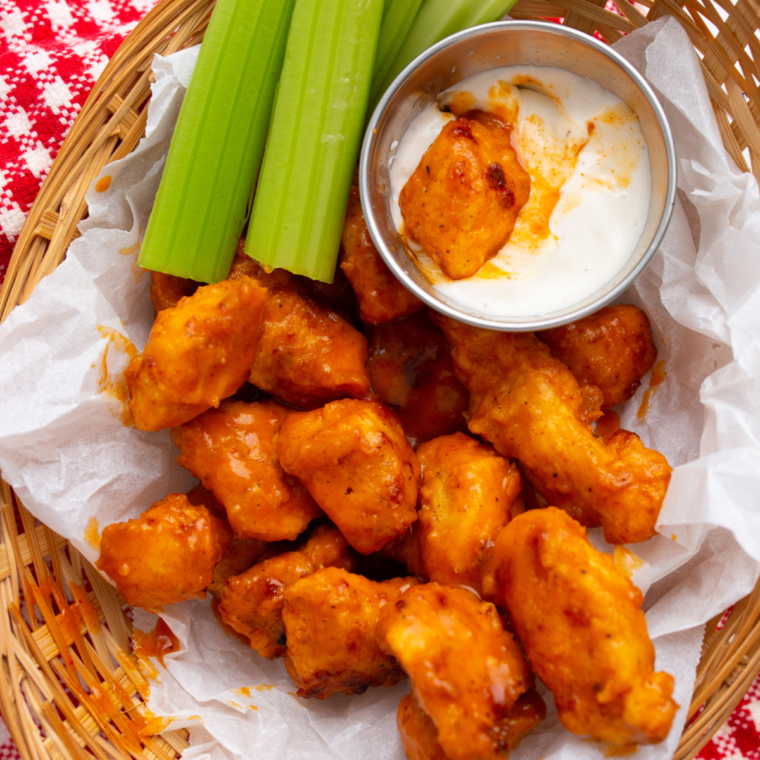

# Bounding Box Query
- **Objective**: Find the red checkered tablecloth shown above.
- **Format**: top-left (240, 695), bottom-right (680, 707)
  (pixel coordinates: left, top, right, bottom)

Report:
top-left (0, 0), bottom-right (759, 758)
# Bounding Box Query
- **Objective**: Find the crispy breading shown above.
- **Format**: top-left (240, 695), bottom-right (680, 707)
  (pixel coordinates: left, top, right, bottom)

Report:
top-left (489, 508), bottom-right (677, 744)
top-left (416, 432), bottom-right (521, 594)
top-left (218, 525), bottom-right (354, 659)
top-left (282, 567), bottom-right (417, 698)
top-left (126, 276), bottom-right (268, 431)
top-left (380, 583), bottom-right (541, 760)
top-left (399, 112), bottom-right (530, 280)
top-left (431, 314), bottom-right (671, 544)
top-left (340, 178), bottom-right (424, 324)
top-left (367, 312), bottom-right (469, 448)
top-left (277, 399), bottom-right (420, 554)
top-left (538, 305), bottom-right (658, 408)
top-left (173, 400), bottom-right (322, 541)
top-left (96, 493), bottom-right (230, 612)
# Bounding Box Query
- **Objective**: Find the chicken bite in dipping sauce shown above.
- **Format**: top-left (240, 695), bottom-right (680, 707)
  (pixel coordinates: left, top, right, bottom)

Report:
top-left (173, 400), bottom-right (322, 541)
top-left (490, 508), bottom-right (677, 745)
top-left (218, 524), bottom-right (354, 659)
top-left (229, 248), bottom-right (370, 409)
top-left (282, 567), bottom-right (417, 699)
top-left (400, 111), bottom-right (530, 280)
top-left (380, 584), bottom-right (544, 760)
top-left (432, 314), bottom-right (671, 544)
top-left (341, 177), bottom-right (424, 324)
top-left (367, 312), bottom-right (469, 448)
top-left (416, 432), bottom-right (522, 594)
top-left (96, 493), bottom-right (231, 613)
top-left (126, 277), bottom-right (268, 431)
top-left (277, 399), bottom-right (420, 555)
top-left (538, 304), bottom-right (658, 408)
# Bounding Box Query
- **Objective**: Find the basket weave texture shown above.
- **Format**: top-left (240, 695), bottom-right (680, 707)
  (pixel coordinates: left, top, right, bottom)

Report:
top-left (1, 0), bottom-right (760, 758)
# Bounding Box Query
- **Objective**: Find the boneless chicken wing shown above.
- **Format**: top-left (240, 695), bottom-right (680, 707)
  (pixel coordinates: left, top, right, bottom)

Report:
top-left (277, 399), bottom-right (420, 554)
top-left (96, 493), bottom-right (231, 612)
top-left (416, 432), bottom-right (522, 594)
top-left (126, 276), bottom-right (268, 431)
top-left (432, 314), bottom-right (671, 544)
top-left (538, 304), bottom-right (658, 408)
top-left (380, 584), bottom-right (545, 760)
top-left (489, 508), bottom-right (677, 744)
top-left (229, 248), bottom-right (370, 409)
top-left (340, 177), bottom-right (424, 324)
top-left (367, 312), bottom-right (470, 448)
top-left (399, 111), bottom-right (530, 280)
top-left (173, 400), bottom-right (322, 541)
top-left (218, 524), bottom-right (354, 658)
top-left (282, 567), bottom-right (417, 698)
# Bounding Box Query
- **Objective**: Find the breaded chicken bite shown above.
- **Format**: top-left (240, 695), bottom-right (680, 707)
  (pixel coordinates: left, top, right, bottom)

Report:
top-left (96, 493), bottom-right (231, 612)
top-left (367, 312), bottom-right (469, 448)
top-left (400, 112), bottom-right (530, 280)
top-left (218, 524), bottom-right (354, 658)
top-left (283, 567), bottom-right (417, 698)
top-left (340, 178), bottom-right (424, 324)
top-left (126, 277), bottom-right (268, 431)
top-left (538, 305), bottom-right (658, 408)
top-left (380, 584), bottom-right (543, 760)
top-left (185, 485), bottom-right (268, 599)
top-left (277, 399), bottom-right (420, 554)
top-left (432, 314), bottom-right (671, 544)
top-left (173, 400), bottom-right (322, 541)
top-left (397, 691), bottom-right (546, 760)
top-left (149, 271), bottom-right (199, 312)
top-left (490, 508), bottom-right (677, 744)
top-left (229, 247), bottom-right (370, 409)
top-left (416, 433), bottom-right (522, 594)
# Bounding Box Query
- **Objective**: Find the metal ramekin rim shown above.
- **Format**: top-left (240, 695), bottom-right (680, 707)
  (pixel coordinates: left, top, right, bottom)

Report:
top-left (359, 19), bottom-right (677, 332)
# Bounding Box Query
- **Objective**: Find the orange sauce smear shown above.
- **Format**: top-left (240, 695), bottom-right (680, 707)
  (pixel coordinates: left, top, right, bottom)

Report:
top-left (96, 324), bottom-right (138, 426)
top-left (637, 360), bottom-right (667, 419)
top-left (594, 410), bottom-right (620, 443)
top-left (134, 618), bottom-right (180, 668)
top-left (95, 175), bottom-right (111, 192)
top-left (85, 516), bottom-right (101, 550)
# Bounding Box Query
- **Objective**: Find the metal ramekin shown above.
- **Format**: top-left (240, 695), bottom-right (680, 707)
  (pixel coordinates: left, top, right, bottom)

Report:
top-left (359, 20), bottom-right (676, 331)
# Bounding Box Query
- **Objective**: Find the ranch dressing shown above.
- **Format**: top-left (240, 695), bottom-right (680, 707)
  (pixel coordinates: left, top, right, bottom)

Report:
top-left (388, 66), bottom-right (651, 317)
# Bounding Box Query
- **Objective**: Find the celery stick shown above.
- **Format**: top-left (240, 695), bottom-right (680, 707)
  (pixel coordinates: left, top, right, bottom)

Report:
top-left (138, 0), bottom-right (296, 283)
top-left (374, 0), bottom-right (520, 102)
top-left (368, 0), bottom-right (426, 113)
top-left (245, 0), bottom-right (384, 283)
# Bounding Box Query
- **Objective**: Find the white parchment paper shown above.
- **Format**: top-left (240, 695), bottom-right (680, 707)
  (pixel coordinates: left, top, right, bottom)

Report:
top-left (1, 16), bottom-right (759, 760)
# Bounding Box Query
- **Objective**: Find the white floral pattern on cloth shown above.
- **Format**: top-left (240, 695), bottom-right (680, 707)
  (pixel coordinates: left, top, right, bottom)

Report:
top-left (0, 0), bottom-right (758, 758)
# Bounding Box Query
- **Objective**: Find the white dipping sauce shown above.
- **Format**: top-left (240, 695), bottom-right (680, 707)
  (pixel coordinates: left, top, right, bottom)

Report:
top-left (388, 66), bottom-right (651, 317)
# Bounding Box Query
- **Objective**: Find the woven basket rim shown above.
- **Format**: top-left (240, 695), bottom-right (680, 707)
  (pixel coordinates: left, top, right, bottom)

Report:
top-left (2, 0), bottom-right (760, 759)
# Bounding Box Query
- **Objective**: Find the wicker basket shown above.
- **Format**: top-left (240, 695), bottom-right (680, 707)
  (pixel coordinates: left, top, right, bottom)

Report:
top-left (2, 0), bottom-right (760, 757)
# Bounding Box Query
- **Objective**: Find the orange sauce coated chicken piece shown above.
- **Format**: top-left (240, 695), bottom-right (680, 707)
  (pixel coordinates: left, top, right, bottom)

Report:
top-left (96, 493), bottom-right (231, 612)
top-left (229, 247), bottom-right (370, 409)
top-left (489, 508), bottom-right (677, 744)
top-left (538, 304), bottom-right (658, 408)
top-left (399, 112), bottom-right (530, 280)
top-left (367, 312), bottom-right (469, 448)
top-left (277, 399), bottom-right (420, 555)
top-left (432, 314), bottom-right (671, 544)
top-left (218, 524), bottom-right (354, 659)
top-left (126, 276), bottom-right (268, 431)
top-left (172, 400), bottom-right (322, 541)
top-left (282, 567), bottom-right (417, 698)
top-left (380, 584), bottom-right (545, 760)
top-left (416, 432), bottom-right (522, 594)
top-left (340, 178), bottom-right (424, 324)
top-left (149, 271), bottom-right (199, 312)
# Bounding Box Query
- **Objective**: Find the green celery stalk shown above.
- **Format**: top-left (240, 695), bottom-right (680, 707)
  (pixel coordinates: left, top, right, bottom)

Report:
top-left (374, 0), bottom-right (520, 102)
top-left (138, 0), bottom-right (296, 283)
top-left (368, 0), bottom-right (426, 114)
top-left (245, 0), bottom-right (384, 283)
